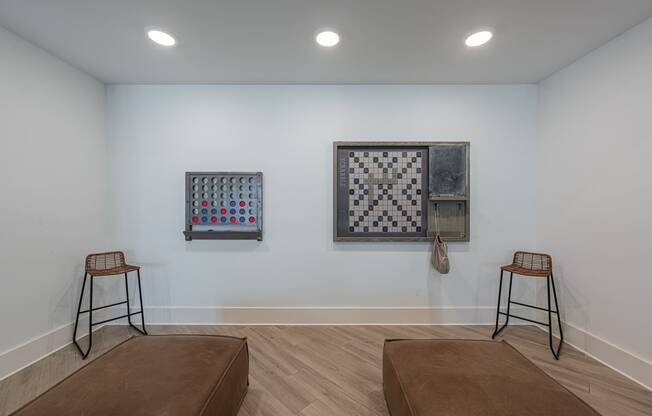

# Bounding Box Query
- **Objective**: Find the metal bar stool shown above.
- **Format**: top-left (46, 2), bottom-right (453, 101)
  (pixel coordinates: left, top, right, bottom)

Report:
top-left (491, 251), bottom-right (563, 359)
top-left (73, 251), bottom-right (147, 359)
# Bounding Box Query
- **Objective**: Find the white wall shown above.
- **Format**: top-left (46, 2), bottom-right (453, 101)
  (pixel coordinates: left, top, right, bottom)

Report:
top-left (538, 18), bottom-right (652, 386)
top-left (0, 26), bottom-right (108, 376)
top-left (107, 84), bottom-right (538, 324)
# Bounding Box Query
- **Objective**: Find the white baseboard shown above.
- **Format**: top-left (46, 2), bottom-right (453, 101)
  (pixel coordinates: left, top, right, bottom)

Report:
top-left (554, 321), bottom-right (652, 391)
top-left (139, 306), bottom-right (514, 325)
top-left (0, 323), bottom-right (73, 382)
top-left (0, 320), bottom-right (109, 382)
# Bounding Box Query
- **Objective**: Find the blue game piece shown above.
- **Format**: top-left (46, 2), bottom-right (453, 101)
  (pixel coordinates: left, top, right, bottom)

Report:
top-left (211, 208), bottom-right (218, 214)
top-left (239, 208), bottom-right (245, 215)
top-left (229, 201), bottom-right (236, 207)
top-left (239, 216), bottom-right (245, 222)
top-left (201, 208), bottom-right (208, 214)
top-left (201, 216), bottom-right (208, 222)
top-left (230, 208), bottom-right (236, 215)
top-left (220, 217), bottom-right (227, 223)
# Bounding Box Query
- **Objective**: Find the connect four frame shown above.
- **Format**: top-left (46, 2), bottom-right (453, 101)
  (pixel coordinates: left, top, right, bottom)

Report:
top-left (183, 171), bottom-right (263, 241)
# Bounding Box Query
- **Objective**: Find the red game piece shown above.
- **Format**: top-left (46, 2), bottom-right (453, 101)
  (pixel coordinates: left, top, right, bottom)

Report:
top-left (239, 201), bottom-right (246, 207)
top-left (211, 216), bottom-right (218, 223)
top-left (230, 217), bottom-right (236, 223)
top-left (220, 208), bottom-right (227, 215)
top-left (249, 216), bottom-right (255, 223)
top-left (192, 216), bottom-right (199, 223)
top-left (201, 201), bottom-right (209, 207)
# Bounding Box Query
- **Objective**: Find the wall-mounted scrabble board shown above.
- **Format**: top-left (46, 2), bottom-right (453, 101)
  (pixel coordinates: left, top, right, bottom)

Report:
top-left (183, 172), bottom-right (263, 241)
top-left (333, 142), bottom-right (469, 242)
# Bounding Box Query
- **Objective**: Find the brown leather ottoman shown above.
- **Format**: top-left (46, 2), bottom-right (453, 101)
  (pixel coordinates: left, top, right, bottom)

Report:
top-left (13, 335), bottom-right (249, 416)
top-left (383, 339), bottom-right (599, 416)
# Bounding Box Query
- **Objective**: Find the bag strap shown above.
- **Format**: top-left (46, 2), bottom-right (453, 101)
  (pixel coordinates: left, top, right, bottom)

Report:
top-left (434, 203), bottom-right (440, 236)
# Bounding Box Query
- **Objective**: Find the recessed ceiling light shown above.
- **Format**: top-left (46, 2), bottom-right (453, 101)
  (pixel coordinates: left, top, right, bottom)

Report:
top-left (465, 31), bottom-right (493, 47)
top-left (316, 30), bottom-right (340, 47)
top-left (147, 29), bottom-right (176, 46)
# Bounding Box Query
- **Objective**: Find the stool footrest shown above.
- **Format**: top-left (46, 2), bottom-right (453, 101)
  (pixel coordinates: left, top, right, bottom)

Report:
top-left (91, 311), bottom-right (143, 327)
top-left (498, 312), bottom-right (549, 327)
top-left (80, 300), bottom-right (127, 314)
top-left (509, 300), bottom-right (559, 314)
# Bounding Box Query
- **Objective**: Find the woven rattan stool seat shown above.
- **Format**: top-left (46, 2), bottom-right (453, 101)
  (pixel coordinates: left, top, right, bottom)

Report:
top-left (500, 251), bottom-right (551, 277)
top-left (87, 264), bottom-right (140, 276)
top-left (500, 264), bottom-right (550, 277)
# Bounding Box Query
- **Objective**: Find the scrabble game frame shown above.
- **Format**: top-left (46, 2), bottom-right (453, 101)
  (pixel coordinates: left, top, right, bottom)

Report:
top-left (333, 141), bottom-right (470, 242)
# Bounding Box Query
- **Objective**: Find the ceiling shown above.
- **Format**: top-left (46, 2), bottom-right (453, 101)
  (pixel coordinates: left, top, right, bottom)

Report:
top-left (0, 0), bottom-right (651, 84)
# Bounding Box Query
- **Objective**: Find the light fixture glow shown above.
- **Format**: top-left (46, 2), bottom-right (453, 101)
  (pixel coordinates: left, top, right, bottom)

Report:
top-left (465, 31), bottom-right (493, 47)
top-left (147, 29), bottom-right (176, 46)
top-left (316, 30), bottom-right (340, 47)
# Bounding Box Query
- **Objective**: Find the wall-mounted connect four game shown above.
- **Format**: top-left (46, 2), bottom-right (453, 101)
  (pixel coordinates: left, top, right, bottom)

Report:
top-left (183, 172), bottom-right (263, 241)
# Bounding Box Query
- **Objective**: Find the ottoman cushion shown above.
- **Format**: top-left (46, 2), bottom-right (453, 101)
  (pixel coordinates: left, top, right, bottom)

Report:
top-left (14, 335), bottom-right (249, 416)
top-left (383, 339), bottom-right (599, 416)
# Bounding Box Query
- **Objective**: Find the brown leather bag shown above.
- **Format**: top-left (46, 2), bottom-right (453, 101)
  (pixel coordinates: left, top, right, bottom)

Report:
top-left (431, 206), bottom-right (450, 274)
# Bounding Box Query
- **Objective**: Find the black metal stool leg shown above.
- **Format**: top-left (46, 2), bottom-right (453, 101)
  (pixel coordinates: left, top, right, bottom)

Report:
top-left (125, 270), bottom-right (147, 335)
top-left (86, 275), bottom-right (93, 359)
top-left (124, 272), bottom-right (132, 325)
top-left (492, 270), bottom-right (504, 338)
top-left (491, 271), bottom-right (514, 339)
top-left (546, 275), bottom-right (556, 359)
top-left (492, 272), bottom-right (514, 338)
top-left (505, 273), bottom-right (513, 324)
top-left (73, 272), bottom-right (90, 358)
top-left (549, 272), bottom-right (563, 359)
top-left (136, 269), bottom-right (148, 335)
top-left (73, 274), bottom-right (93, 359)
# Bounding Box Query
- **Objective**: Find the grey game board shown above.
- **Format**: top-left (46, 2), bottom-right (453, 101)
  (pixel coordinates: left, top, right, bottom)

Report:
top-left (184, 172), bottom-right (263, 241)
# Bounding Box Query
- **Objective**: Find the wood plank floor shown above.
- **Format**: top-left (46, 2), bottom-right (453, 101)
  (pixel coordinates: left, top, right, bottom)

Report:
top-left (1, 325), bottom-right (650, 416)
